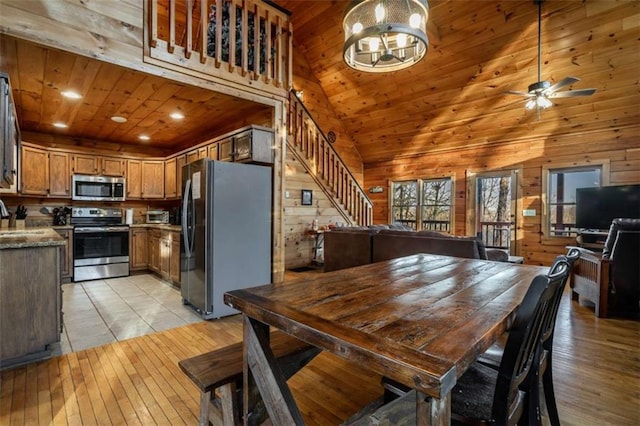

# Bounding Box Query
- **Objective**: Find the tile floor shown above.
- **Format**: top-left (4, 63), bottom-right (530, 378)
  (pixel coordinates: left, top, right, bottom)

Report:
top-left (56, 274), bottom-right (203, 355)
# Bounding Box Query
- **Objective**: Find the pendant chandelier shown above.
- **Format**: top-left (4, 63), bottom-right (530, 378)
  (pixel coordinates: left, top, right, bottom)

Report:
top-left (343, 0), bottom-right (429, 73)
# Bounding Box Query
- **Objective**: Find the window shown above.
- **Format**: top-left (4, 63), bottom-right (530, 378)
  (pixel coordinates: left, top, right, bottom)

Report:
top-left (391, 180), bottom-right (418, 229)
top-left (391, 178), bottom-right (453, 231)
top-left (547, 166), bottom-right (601, 236)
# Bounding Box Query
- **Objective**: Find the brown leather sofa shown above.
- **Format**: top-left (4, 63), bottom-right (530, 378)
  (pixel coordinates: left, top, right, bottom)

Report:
top-left (324, 227), bottom-right (509, 272)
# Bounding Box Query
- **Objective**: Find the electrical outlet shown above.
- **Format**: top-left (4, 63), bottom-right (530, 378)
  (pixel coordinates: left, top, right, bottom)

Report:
top-left (285, 191), bottom-right (290, 198)
top-left (523, 209), bottom-right (536, 217)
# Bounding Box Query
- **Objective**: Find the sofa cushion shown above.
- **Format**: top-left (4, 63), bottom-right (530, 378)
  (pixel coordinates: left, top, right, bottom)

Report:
top-left (372, 233), bottom-right (481, 262)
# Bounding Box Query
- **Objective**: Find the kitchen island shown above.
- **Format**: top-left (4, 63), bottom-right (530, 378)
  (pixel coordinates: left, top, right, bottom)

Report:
top-left (0, 228), bottom-right (65, 369)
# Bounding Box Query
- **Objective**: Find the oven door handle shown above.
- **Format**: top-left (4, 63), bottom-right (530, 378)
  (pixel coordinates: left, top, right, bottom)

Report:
top-left (74, 226), bottom-right (128, 233)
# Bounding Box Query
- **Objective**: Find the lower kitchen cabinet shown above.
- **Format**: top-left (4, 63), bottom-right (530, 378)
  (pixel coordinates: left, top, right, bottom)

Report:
top-left (0, 245), bottom-right (61, 367)
top-left (148, 228), bottom-right (180, 286)
top-left (130, 228), bottom-right (148, 271)
top-left (54, 228), bottom-right (73, 282)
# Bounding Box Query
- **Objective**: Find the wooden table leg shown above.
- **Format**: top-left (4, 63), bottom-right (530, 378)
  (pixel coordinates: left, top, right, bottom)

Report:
top-left (243, 315), bottom-right (304, 425)
top-left (416, 390), bottom-right (450, 426)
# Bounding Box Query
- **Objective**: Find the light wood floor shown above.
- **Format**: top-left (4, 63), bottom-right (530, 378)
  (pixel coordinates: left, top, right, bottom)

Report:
top-left (1, 274), bottom-right (639, 425)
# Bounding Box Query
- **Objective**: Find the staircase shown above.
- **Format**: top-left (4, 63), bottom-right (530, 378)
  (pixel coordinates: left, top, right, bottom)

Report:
top-left (287, 91), bottom-right (372, 226)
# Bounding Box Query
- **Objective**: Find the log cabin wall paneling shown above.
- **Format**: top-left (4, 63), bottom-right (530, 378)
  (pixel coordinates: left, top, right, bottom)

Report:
top-left (364, 126), bottom-right (640, 266)
top-left (283, 151), bottom-right (347, 268)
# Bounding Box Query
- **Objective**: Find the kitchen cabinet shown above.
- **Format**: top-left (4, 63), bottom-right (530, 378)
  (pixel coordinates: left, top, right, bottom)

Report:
top-left (176, 155), bottom-right (186, 199)
top-left (20, 145), bottom-right (49, 195)
top-left (0, 72), bottom-right (19, 190)
top-left (130, 228), bottom-right (149, 271)
top-left (164, 157), bottom-right (177, 199)
top-left (21, 145), bottom-right (71, 198)
top-left (72, 154), bottom-right (125, 176)
top-left (1, 244), bottom-right (61, 367)
top-left (126, 160), bottom-right (164, 199)
top-left (186, 147), bottom-right (207, 164)
top-left (217, 127), bottom-right (273, 164)
top-left (141, 160), bottom-right (164, 199)
top-left (208, 144), bottom-right (218, 160)
top-left (126, 159), bottom-right (142, 199)
top-left (148, 228), bottom-right (180, 286)
top-left (54, 228), bottom-right (73, 282)
top-left (49, 152), bottom-right (71, 198)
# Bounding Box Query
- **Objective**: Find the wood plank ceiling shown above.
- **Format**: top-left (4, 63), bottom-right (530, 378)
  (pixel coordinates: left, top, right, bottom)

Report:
top-left (278, 0), bottom-right (639, 164)
top-left (0, 36), bottom-right (272, 153)
top-left (0, 1), bottom-right (637, 162)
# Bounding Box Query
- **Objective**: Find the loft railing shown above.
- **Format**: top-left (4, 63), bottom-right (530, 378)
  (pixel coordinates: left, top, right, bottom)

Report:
top-left (287, 92), bottom-right (373, 226)
top-left (147, 0), bottom-right (292, 96)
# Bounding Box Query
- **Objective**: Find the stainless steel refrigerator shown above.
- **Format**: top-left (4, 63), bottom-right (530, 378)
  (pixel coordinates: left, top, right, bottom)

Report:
top-left (181, 159), bottom-right (272, 318)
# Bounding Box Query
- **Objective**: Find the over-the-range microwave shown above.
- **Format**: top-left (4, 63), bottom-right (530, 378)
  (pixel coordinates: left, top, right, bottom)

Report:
top-left (72, 174), bottom-right (125, 202)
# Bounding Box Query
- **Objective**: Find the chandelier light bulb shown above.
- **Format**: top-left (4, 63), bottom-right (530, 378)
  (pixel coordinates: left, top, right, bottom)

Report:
top-left (375, 4), bottom-right (385, 22)
top-left (409, 13), bottom-right (421, 28)
top-left (369, 38), bottom-right (380, 51)
top-left (353, 22), bottom-right (363, 33)
top-left (397, 33), bottom-right (408, 48)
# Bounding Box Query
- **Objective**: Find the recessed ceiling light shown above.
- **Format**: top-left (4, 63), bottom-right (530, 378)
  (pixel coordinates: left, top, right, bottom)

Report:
top-left (139, 135), bottom-right (150, 141)
top-left (111, 116), bottom-right (127, 123)
top-left (61, 90), bottom-right (82, 99)
top-left (170, 112), bottom-right (185, 120)
top-left (53, 122), bottom-right (68, 128)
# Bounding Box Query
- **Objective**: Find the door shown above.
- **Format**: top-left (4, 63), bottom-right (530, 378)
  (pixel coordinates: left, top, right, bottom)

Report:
top-left (467, 169), bottom-right (520, 255)
top-left (181, 159), bottom-right (208, 312)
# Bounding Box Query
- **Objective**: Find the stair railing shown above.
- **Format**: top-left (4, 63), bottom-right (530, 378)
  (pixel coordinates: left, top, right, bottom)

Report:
top-left (287, 91), bottom-right (372, 226)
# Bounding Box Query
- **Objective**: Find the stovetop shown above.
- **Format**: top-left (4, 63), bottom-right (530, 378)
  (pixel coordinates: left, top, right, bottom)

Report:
top-left (71, 207), bottom-right (125, 226)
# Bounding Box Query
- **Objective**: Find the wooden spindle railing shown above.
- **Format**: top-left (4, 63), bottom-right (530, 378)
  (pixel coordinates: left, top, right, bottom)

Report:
top-left (146, 0), bottom-right (292, 96)
top-left (287, 91), bottom-right (373, 226)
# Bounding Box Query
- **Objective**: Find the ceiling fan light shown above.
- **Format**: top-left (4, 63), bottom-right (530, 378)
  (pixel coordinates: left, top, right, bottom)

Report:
top-left (525, 99), bottom-right (537, 111)
top-left (538, 96), bottom-right (552, 109)
top-left (343, 0), bottom-right (429, 73)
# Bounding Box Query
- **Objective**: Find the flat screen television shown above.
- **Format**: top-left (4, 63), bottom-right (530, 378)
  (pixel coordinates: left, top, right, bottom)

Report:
top-left (576, 184), bottom-right (640, 230)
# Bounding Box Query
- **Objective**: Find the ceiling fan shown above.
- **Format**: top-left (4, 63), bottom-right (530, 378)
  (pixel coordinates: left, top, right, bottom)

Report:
top-left (505, 0), bottom-right (596, 113)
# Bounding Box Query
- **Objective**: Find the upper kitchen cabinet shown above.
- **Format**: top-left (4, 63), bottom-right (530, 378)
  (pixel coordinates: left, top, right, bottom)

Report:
top-left (48, 151), bottom-right (71, 197)
top-left (20, 144), bottom-right (71, 197)
top-left (0, 72), bottom-right (19, 190)
top-left (20, 145), bottom-right (49, 196)
top-left (164, 157), bottom-right (177, 199)
top-left (126, 159), bottom-right (142, 199)
top-left (72, 154), bottom-right (125, 177)
top-left (218, 126), bottom-right (273, 164)
top-left (127, 159), bottom-right (164, 199)
top-left (141, 160), bottom-right (164, 199)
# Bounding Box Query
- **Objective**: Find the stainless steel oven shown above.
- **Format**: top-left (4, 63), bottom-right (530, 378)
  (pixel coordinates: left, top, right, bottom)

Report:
top-left (72, 207), bottom-right (129, 282)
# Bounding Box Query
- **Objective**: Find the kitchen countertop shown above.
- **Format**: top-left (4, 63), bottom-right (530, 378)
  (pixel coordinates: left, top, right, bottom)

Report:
top-left (130, 223), bottom-right (182, 232)
top-left (0, 227), bottom-right (66, 250)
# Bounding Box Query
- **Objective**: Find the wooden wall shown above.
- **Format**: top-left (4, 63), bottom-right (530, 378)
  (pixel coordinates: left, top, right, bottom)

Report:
top-left (291, 42), bottom-right (364, 186)
top-left (364, 126), bottom-right (640, 266)
top-left (283, 151), bottom-right (347, 268)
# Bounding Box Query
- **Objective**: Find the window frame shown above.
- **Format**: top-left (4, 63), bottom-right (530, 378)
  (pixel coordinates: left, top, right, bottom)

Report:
top-left (389, 176), bottom-right (455, 232)
top-left (541, 160), bottom-right (609, 240)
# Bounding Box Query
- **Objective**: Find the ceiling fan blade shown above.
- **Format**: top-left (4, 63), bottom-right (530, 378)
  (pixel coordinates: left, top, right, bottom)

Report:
top-left (544, 76), bottom-right (580, 94)
top-left (549, 88), bottom-right (596, 98)
top-left (503, 90), bottom-right (534, 97)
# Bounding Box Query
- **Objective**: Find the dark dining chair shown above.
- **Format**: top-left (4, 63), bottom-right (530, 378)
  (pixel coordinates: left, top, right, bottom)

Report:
top-left (477, 249), bottom-right (579, 425)
top-left (380, 266), bottom-right (569, 425)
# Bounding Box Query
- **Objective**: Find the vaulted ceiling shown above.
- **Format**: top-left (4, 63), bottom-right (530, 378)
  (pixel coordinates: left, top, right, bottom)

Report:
top-left (1, 1), bottom-right (637, 163)
top-left (277, 0), bottom-right (638, 163)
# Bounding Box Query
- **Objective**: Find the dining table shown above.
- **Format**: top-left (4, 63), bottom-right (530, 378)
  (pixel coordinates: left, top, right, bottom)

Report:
top-left (224, 253), bottom-right (549, 425)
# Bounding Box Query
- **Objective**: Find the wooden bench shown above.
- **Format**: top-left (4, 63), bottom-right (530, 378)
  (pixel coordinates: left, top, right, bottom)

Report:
top-left (179, 330), bottom-right (319, 426)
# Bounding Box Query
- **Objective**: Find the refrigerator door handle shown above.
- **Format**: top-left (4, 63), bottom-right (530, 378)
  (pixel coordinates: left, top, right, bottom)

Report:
top-left (182, 178), bottom-right (192, 257)
top-left (189, 181), bottom-right (196, 253)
